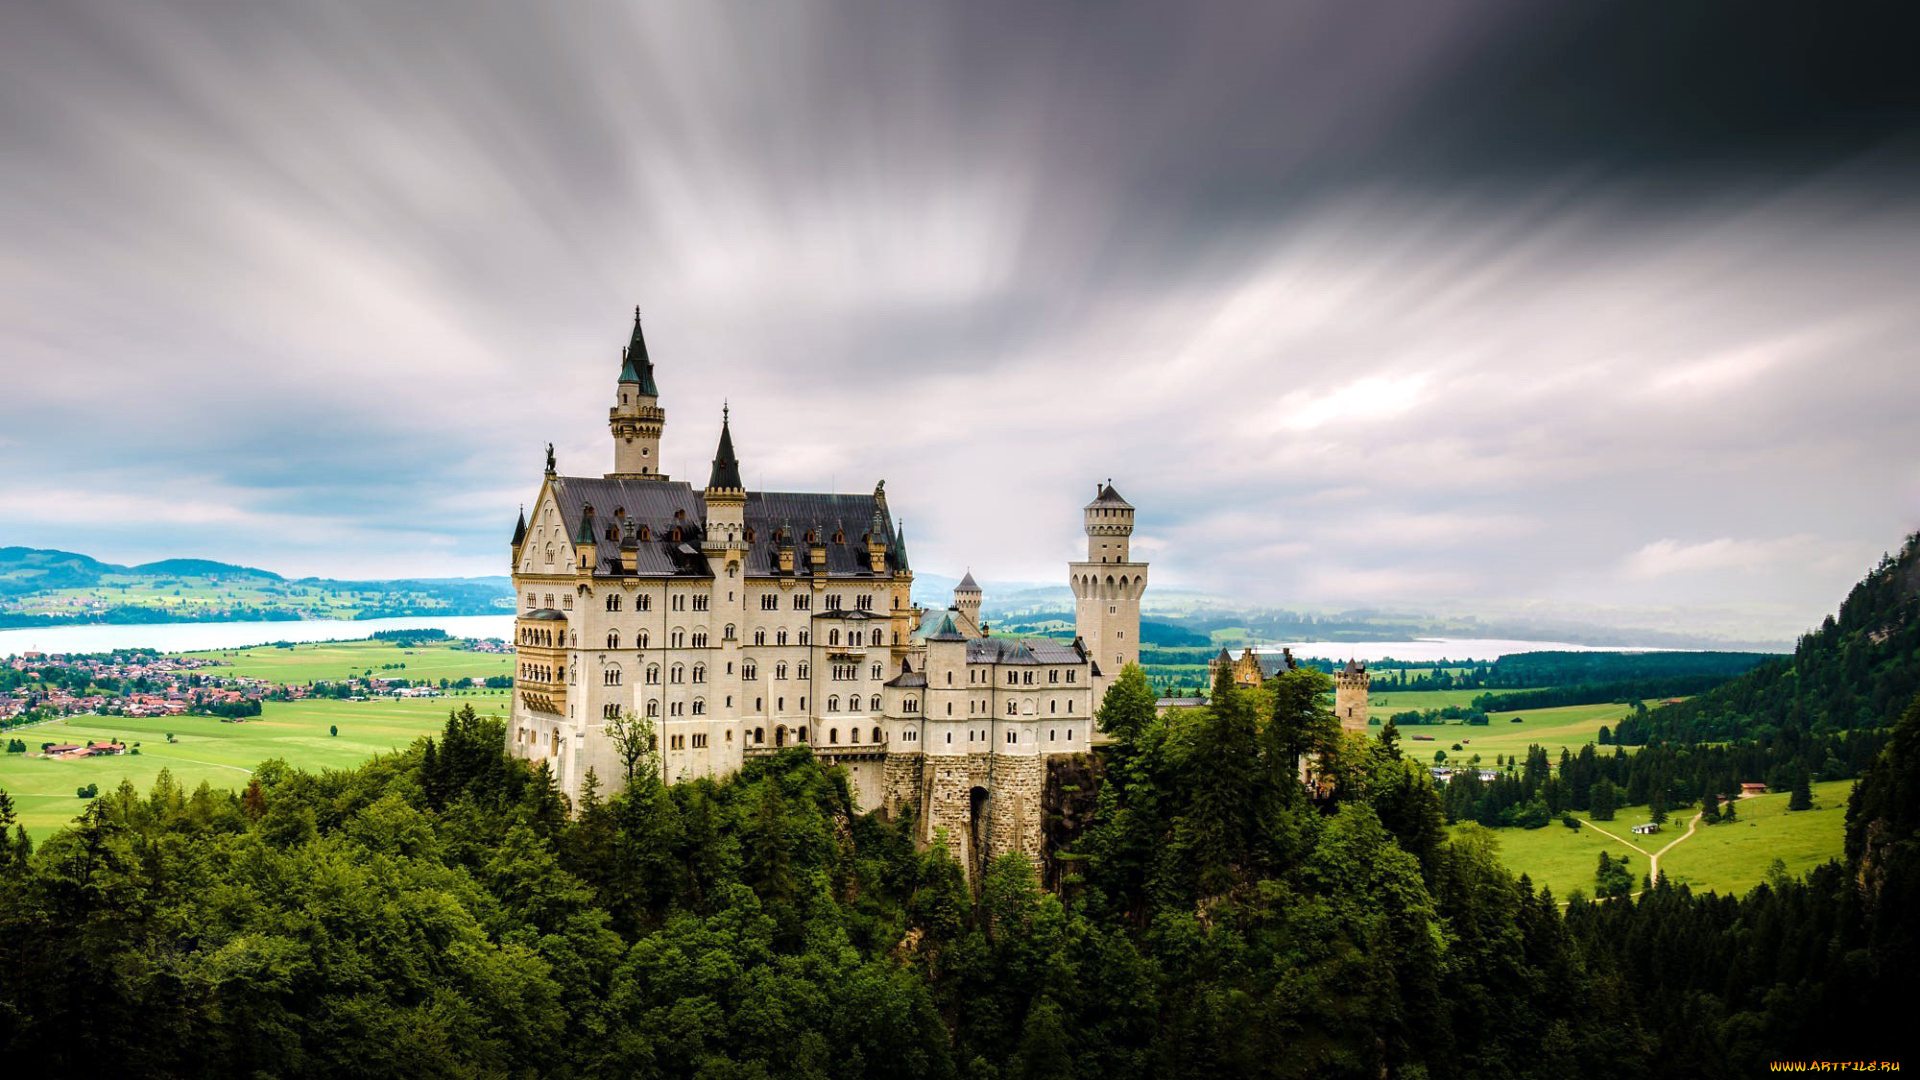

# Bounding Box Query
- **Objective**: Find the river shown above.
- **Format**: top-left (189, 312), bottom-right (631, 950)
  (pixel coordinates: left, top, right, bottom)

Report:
top-left (0, 618), bottom-right (1670, 662)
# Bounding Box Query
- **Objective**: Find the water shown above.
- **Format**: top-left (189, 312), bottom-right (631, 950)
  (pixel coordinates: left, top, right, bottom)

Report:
top-left (0, 615), bottom-right (517, 657)
top-left (0, 619), bottom-right (1673, 663)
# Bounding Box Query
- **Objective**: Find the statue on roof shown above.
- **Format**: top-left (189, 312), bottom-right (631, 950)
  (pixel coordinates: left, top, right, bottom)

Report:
top-left (545, 442), bottom-right (556, 475)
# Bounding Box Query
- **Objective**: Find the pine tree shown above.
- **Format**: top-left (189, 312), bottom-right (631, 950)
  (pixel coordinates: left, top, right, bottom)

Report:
top-left (1591, 777), bottom-right (1618, 821)
top-left (1788, 768), bottom-right (1813, 811)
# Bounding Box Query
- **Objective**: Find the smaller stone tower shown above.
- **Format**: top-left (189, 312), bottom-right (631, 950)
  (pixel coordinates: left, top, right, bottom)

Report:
top-left (1334, 660), bottom-right (1370, 734)
top-left (608, 307), bottom-right (668, 480)
top-left (953, 571), bottom-right (982, 632)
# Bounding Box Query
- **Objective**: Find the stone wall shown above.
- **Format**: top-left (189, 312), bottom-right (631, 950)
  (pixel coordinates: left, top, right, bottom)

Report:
top-left (1041, 753), bottom-right (1104, 892)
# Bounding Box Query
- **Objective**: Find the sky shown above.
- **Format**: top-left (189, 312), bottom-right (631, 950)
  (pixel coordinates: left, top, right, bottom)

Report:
top-left (3, 0), bottom-right (1918, 643)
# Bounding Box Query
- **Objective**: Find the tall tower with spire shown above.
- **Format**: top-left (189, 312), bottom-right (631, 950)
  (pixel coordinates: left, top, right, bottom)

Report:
top-left (703, 405), bottom-right (746, 548)
top-left (1069, 481), bottom-right (1149, 702)
top-left (608, 307), bottom-right (667, 480)
top-left (953, 570), bottom-right (982, 632)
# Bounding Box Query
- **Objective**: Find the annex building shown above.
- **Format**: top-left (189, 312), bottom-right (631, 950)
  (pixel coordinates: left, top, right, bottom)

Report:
top-left (507, 310), bottom-right (1149, 873)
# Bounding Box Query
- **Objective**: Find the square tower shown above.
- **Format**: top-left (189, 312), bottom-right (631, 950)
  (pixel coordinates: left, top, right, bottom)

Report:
top-left (1068, 481), bottom-right (1148, 701)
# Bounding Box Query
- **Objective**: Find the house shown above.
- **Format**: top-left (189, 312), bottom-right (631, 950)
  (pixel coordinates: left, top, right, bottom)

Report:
top-left (42, 743), bottom-right (83, 756)
top-left (1631, 823), bottom-right (1660, 835)
top-left (87, 741), bottom-right (126, 755)
top-left (1740, 782), bottom-right (1767, 797)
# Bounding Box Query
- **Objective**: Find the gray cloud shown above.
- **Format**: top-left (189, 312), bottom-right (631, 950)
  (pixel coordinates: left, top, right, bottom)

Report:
top-left (1, 0), bottom-right (1916, 641)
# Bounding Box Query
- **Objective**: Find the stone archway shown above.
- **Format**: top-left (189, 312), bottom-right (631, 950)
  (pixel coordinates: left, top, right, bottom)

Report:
top-left (968, 786), bottom-right (992, 880)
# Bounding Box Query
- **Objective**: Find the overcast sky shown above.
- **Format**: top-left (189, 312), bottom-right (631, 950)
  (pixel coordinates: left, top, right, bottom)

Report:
top-left (3, 0), bottom-right (1917, 641)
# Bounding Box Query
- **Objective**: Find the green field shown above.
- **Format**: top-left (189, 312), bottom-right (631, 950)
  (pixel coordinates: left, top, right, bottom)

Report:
top-left (1461, 780), bottom-right (1853, 900)
top-left (0, 694), bottom-right (510, 839)
top-left (186, 638), bottom-right (513, 684)
top-left (1398, 700), bottom-right (1645, 766)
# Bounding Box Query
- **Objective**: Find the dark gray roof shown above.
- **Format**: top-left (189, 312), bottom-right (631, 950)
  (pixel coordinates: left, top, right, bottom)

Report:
top-left (1343, 659), bottom-right (1367, 675)
top-left (511, 508), bottom-right (527, 547)
top-left (707, 411), bottom-right (743, 491)
top-left (884, 670), bottom-right (928, 688)
top-left (1086, 482), bottom-right (1131, 508)
top-left (966, 637), bottom-right (1087, 665)
top-left (524, 608), bottom-right (568, 621)
top-left (955, 570), bottom-right (980, 592)
top-left (619, 308), bottom-right (660, 396)
top-left (545, 476), bottom-right (901, 581)
top-left (1257, 649), bottom-right (1298, 678)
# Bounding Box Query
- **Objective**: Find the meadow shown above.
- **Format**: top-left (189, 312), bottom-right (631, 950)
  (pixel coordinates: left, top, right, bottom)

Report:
top-left (1395, 699), bottom-right (1645, 764)
top-left (185, 637), bottom-right (513, 684)
top-left (1462, 779), bottom-right (1853, 900)
top-left (1, 693), bottom-right (509, 839)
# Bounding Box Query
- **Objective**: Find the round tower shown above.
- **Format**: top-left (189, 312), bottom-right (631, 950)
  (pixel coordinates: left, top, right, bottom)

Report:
top-left (953, 570), bottom-right (982, 632)
top-left (1068, 481), bottom-right (1149, 702)
top-left (609, 307), bottom-right (668, 480)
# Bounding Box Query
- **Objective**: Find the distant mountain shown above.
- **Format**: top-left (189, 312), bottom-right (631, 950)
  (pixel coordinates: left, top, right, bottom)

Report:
top-left (0, 547), bottom-right (514, 627)
top-left (1618, 532), bottom-right (1920, 743)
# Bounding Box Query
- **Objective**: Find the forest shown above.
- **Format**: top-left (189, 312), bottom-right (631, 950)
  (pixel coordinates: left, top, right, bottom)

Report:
top-left (0, 659), bottom-right (1915, 1078)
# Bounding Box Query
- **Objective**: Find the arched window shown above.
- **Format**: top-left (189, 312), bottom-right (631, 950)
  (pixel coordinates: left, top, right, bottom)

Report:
top-left (692, 664), bottom-right (706, 684)
top-left (670, 664), bottom-right (684, 684)
top-left (693, 698), bottom-right (706, 716)
top-left (829, 728), bottom-right (839, 744)
top-left (754, 727), bottom-right (764, 743)
top-left (606, 595), bottom-right (621, 612)
top-left (603, 667), bottom-right (622, 686)
top-left (637, 594), bottom-right (652, 611)
top-left (607, 630), bottom-right (620, 649)
top-left (692, 630), bottom-right (708, 648)
top-left (797, 662), bottom-right (810, 679)
top-left (872, 726), bottom-right (882, 743)
top-left (743, 661), bottom-right (758, 680)
top-left (776, 629), bottom-right (789, 646)
top-left (724, 623), bottom-right (735, 640)
top-left (829, 629), bottom-right (840, 646)
top-left (870, 695), bottom-right (882, 712)
top-left (638, 630), bottom-right (649, 649)
top-left (849, 631), bottom-right (862, 647)
top-left (775, 661), bottom-right (788, 679)
top-left (645, 699), bottom-right (659, 717)
top-left (799, 630), bottom-right (811, 645)
top-left (646, 664), bottom-right (660, 684)
top-left (753, 629), bottom-right (766, 645)
top-left (828, 695), bottom-right (840, 712)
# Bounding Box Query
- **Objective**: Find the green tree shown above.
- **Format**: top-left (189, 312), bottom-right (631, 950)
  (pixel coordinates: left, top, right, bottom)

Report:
top-left (1788, 768), bottom-right (1813, 811)
top-left (1591, 777), bottom-right (1618, 821)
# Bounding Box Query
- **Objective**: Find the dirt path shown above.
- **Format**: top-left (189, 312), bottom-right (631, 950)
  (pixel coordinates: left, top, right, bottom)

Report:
top-left (1648, 809), bottom-right (1704, 881)
top-left (1577, 817), bottom-right (1651, 858)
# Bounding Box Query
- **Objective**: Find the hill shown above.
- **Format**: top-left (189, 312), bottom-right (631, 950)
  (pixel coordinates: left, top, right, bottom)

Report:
top-left (1618, 532), bottom-right (1920, 743)
top-left (0, 547), bottom-right (513, 627)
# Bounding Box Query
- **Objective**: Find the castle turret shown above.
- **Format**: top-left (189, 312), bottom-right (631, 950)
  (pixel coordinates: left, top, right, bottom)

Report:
top-left (1335, 660), bottom-right (1370, 734)
top-left (1069, 481), bottom-right (1148, 702)
top-left (608, 307), bottom-right (668, 480)
top-left (703, 405), bottom-right (746, 550)
top-left (953, 570), bottom-right (982, 633)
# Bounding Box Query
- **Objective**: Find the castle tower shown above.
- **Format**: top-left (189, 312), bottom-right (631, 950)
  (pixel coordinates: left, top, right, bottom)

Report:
top-left (703, 405), bottom-right (746, 547)
top-left (608, 307), bottom-right (668, 480)
top-left (953, 571), bottom-right (982, 633)
top-left (704, 406), bottom-right (749, 775)
top-left (1335, 660), bottom-right (1370, 734)
top-left (1069, 481), bottom-right (1148, 702)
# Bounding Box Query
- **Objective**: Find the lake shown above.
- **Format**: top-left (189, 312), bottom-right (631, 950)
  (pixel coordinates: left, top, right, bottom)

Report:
top-left (0, 615), bottom-right (517, 657)
top-left (1, 618), bottom-right (1671, 663)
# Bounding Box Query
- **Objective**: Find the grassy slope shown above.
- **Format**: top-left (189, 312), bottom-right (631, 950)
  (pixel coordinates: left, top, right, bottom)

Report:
top-left (1465, 779), bottom-right (1852, 900)
top-left (1396, 700), bottom-right (1645, 764)
top-left (1, 693), bottom-right (509, 839)
top-left (186, 638), bottom-right (513, 684)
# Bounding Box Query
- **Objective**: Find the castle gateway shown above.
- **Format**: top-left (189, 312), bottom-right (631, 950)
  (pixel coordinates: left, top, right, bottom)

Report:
top-left (506, 310), bottom-right (1147, 873)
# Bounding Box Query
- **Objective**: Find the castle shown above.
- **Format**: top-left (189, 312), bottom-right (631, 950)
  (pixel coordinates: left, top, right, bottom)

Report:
top-left (506, 310), bottom-right (1147, 874)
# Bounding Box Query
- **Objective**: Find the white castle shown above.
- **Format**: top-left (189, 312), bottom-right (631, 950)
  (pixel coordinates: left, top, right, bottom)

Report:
top-left (506, 310), bottom-right (1148, 871)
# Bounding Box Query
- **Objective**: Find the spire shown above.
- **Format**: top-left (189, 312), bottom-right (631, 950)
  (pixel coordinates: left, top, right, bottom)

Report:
top-left (956, 569), bottom-right (980, 593)
top-left (894, 519), bottom-right (910, 571)
top-left (618, 306), bottom-right (660, 396)
top-left (573, 506), bottom-right (598, 545)
top-left (511, 506), bottom-right (527, 547)
top-left (706, 404), bottom-right (744, 491)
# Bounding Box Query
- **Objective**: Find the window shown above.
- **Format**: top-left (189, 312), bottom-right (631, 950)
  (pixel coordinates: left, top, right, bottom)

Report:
top-left (1067, 670), bottom-right (1076, 684)
top-left (603, 668), bottom-right (622, 686)
top-left (761, 594), bottom-right (778, 610)
top-left (607, 630), bottom-right (620, 649)
top-left (1024, 671), bottom-right (1035, 685)
top-left (646, 664), bottom-right (660, 684)
top-left (870, 695), bottom-right (882, 712)
top-left (794, 594), bottom-right (810, 611)
top-left (637, 594), bottom-right (652, 612)
top-left (1067, 700), bottom-right (1074, 714)
top-left (798, 630), bottom-right (810, 646)
top-left (1050, 700), bottom-right (1057, 713)
top-left (829, 629), bottom-right (841, 646)
top-left (545, 594), bottom-right (554, 608)
top-left (797, 662), bottom-right (810, 679)
top-left (825, 594), bottom-right (842, 610)
top-left (1049, 669), bottom-right (1059, 684)
top-left (775, 662), bottom-right (788, 680)
top-left (670, 701), bottom-right (684, 717)
top-left (723, 623), bottom-right (735, 640)
top-left (670, 664), bottom-right (684, 684)
top-left (849, 630), bottom-right (862, 647)
top-left (670, 630), bottom-right (685, 647)
top-left (906, 697), bottom-right (919, 713)
top-left (1049, 729), bottom-right (1056, 741)
top-left (946, 702), bottom-right (953, 715)
top-left (603, 703), bottom-right (621, 719)
top-left (692, 699), bottom-right (706, 715)
top-left (797, 726), bottom-right (808, 742)
top-left (829, 727), bottom-right (839, 744)
top-left (872, 726), bottom-right (882, 743)
top-left (743, 661), bottom-right (758, 680)
top-left (754, 727), bottom-right (764, 743)
top-left (856, 594), bottom-right (872, 611)
top-left (1006, 701), bottom-right (1018, 716)
top-left (645, 699), bottom-right (659, 717)
top-left (870, 663), bottom-right (881, 680)
top-left (672, 594), bottom-right (686, 612)
top-left (638, 630), bottom-right (649, 649)
top-left (692, 594), bottom-right (709, 612)
top-left (692, 630), bottom-right (708, 648)
top-left (607, 595), bottom-right (622, 612)
top-left (692, 733), bottom-right (708, 748)
top-left (526, 592), bottom-right (536, 608)
top-left (754, 629), bottom-right (766, 645)
top-left (670, 734), bottom-right (684, 750)
top-left (692, 663), bottom-right (706, 683)
top-left (1007, 731), bottom-right (1017, 744)
top-left (563, 595), bottom-right (573, 610)
top-left (776, 629), bottom-right (789, 646)
top-left (828, 695), bottom-right (840, 712)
